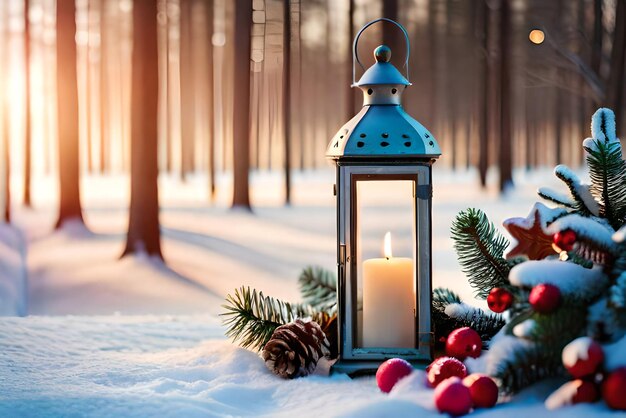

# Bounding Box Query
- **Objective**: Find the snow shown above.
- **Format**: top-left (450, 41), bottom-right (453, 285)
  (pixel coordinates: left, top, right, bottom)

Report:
top-left (590, 108), bottom-right (618, 144)
top-left (609, 273), bottom-right (626, 308)
top-left (544, 380), bottom-right (582, 410)
top-left (603, 335), bottom-right (626, 372)
top-left (613, 226), bottom-right (626, 243)
top-left (513, 319), bottom-right (536, 338)
top-left (537, 186), bottom-right (575, 208)
top-left (503, 202), bottom-right (567, 231)
top-left (444, 302), bottom-right (474, 318)
top-left (561, 337), bottom-right (594, 368)
top-left (509, 260), bottom-right (606, 299)
top-left (1, 315), bottom-right (622, 418)
top-left (553, 165), bottom-right (600, 216)
top-left (1, 167), bottom-right (624, 417)
top-left (0, 223), bottom-right (27, 315)
top-left (547, 214), bottom-right (617, 252)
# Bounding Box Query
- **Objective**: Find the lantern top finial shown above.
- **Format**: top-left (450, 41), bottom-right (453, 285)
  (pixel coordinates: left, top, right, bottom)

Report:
top-left (374, 45), bottom-right (391, 63)
top-left (355, 45), bottom-right (409, 87)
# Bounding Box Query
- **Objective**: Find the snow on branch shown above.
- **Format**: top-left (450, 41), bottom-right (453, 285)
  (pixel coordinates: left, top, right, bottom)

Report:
top-left (509, 260), bottom-right (607, 299)
top-left (591, 108), bottom-right (618, 143)
top-left (613, 226), bottom-right (626, 243)
top-left (553, 165), bottom-right (600, 216)
top-left (547, 214), bottom-right (618, 252)
top-left (603, 335), bottom-right (626, 372)
top-left (537, 187), bottom-right (575, 209)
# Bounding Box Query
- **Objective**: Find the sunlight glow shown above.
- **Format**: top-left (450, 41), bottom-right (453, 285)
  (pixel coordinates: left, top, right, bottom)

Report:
top-left (529, 29), bottom-right (545, 45)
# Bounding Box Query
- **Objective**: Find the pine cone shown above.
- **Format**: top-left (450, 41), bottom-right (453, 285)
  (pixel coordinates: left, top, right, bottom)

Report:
top-left (262, 319), bottom-right (331, 379)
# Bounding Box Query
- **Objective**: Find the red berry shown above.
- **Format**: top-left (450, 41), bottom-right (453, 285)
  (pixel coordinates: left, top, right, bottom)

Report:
top-left (434, 377), bottom-right (473, 416)
top-left (529, 283), bottom-right (561, 314)
top-left (427, 356), bottom-right (468, 387)
top-left (446, 327), bottom-right (482, 360)
top-left (553, 229), bottom-right (577, 252)
top-left (602, 367), bottom-right (626, 410)
top-left (463, 374), bottom-right (499, 408)
top-left (375, 358), bottom-right (413, 393)
top-left (562, 337), bottom-right (604, 378)
top-left (487, 288), bottom-right (514, 313)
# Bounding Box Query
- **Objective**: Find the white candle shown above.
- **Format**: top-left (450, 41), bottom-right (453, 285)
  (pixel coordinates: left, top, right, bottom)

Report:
top-left (362, 232), bottom-right (415, 348)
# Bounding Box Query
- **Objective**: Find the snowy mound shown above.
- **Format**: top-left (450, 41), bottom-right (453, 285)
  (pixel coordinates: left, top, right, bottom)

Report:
top-left (0, 315), bottom-right (620, 418)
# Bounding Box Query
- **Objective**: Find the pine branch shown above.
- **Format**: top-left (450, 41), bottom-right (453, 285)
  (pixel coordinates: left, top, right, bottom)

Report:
top-left (514, 304), bottom-right (588, 344)
top-left (495, 343), bottom-right (564, 395)
top-left (221, 286), bottom-right (313, 351)
top-left (537, 187), bottom-right (576, 209)
top-left (451, 209), bottom-right (511, 299)
top-left (585, 139), bottom-right (626, 229)
top-left (497, 302), bottom-right (588, 393)
top-left (432, 288), bottom-right (505, 344)
top-left (553, 165), bottom-right (598, 217)
top-left (299, 266), bottom-right (337, 311)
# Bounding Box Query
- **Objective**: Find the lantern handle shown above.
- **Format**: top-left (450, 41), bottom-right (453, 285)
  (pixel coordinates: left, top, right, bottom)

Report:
top-left (352, 18), bottom-right (410, 86)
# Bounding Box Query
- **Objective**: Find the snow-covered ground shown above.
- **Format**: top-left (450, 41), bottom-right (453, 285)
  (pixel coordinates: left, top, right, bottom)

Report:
top-left (2, 167), bottom-right (621, 417)
top-left (0, 223), bottom-right (27, 315)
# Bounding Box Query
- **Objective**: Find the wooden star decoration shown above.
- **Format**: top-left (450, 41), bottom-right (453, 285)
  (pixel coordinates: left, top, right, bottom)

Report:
top-left (503, 204), bottom-right (558, 260)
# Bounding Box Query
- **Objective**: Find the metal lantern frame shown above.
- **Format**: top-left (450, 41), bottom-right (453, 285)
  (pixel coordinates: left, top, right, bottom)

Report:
top-left (327, 19), bottom-right (441, 375)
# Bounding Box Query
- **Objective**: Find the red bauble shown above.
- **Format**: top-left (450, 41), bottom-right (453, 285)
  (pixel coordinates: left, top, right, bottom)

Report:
top-left (553, 229), bottom-right (577, 252)
top-left (446, 327), bottom-right (482, 360)
top-left (487, 288), bottom-right (514, 313)
top-left (427, 356), bottom-right (468, 387)
top-left (602, 367), bottom-right (626, 410)
top-left (462, 374), bottom-right (499, 408)
top-left (434, 377), bottom-right (473, 416)
top-left (562, 337), bottom-right (604, 378)
top-left (375, 358), bottom-right (413, 393)
top-left (529, 283), bottom-right (561, 313)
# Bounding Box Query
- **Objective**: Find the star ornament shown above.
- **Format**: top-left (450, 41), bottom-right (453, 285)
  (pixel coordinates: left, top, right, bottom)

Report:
top-left (503, 203), bottom-right (559, 260)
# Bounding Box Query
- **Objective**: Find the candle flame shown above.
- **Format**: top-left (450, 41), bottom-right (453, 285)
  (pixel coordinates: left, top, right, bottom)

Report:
top-left (384, 232), bottom-right (392, 259)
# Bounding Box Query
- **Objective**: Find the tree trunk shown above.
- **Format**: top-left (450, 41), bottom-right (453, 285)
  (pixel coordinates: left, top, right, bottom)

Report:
top-left (382, 0), bottom-right (400, 52)
top-left (499, 0), bottom-right (513, 191)
top-left (180, 0), bottom-right (195, 181)
top-left (606, 0), bottom-right (626, 121)
top-left (207, 0), bottom-right (216, 199)
top-left (85, 0), bottom-right (93, 173)
top-left (100, 0), bottom-right (108, 173)
top-left (56, 0), bottom-right (84, 228)
top-left (590, 0), bottom-right (603, 83)
top-left (477, 0), bottom-right (489, 186)
top-left (2, 95), bottom-right (9, 223)
top-left (231, 0), bottom-right (252, 209)
top-left (346, 0), bottom-right (355, 120)
top-left (23, 0), bottom-right (32, 207)
top-left (283, 0), bottom-right (291, 205)
top-left (122, 0), bottom-right (162, 259)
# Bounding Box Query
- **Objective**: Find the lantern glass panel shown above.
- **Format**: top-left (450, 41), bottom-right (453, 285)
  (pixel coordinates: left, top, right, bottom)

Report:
top-left (354, 177), bottom-right (416, 349)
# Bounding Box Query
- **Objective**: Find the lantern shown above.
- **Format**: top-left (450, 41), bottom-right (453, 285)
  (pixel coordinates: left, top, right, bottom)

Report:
top-left (327, 18), bottom-right (441, 375)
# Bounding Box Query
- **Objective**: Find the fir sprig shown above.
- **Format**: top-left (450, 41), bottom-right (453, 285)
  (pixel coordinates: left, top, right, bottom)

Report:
top-left (451, 209), bottom-right (511, 298)
top-left (298, 266), bottom-right (337, 312)
top-left (585, 139), bottom-right (626, 229)
top-left (432, 288), bottom-right (505, 344)
top-left (221, 286), bottom-right (312, 351)
top-left (552, 165), bottom-right (598, 217)
top-left (494, 343), bottom-right (564, 395)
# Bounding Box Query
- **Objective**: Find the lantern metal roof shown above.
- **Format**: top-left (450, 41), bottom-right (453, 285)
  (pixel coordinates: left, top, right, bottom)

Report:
top-left (326, 20), bottom-right (441, 160)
